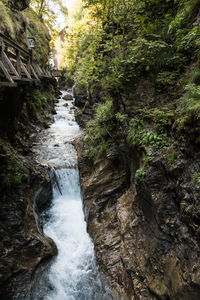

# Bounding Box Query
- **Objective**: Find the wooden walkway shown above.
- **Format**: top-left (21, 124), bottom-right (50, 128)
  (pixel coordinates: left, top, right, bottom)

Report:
top-left (0, 32), bottom-right (53, 88)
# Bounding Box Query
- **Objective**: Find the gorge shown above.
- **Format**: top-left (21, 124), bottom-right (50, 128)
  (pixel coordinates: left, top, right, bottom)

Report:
top-left (0, 0), bottom-right (200, 299)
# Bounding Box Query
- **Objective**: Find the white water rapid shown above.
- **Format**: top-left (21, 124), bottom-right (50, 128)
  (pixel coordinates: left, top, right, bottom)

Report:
top-left (29, 92), bottom-right (113, 300)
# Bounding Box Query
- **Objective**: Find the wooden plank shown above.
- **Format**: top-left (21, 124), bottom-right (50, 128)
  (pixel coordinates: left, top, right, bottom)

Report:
top-left (0, 60), bottom-right (15, 83)
top-left (30, 65), bottom-right (40, 81)
top-left (42, 67), bottom-right (48, 76)
top-left (0, 82), bottom-right (17, 87)
top-left (16, 50), bottom-right (21, 77)
top-left (47, 70), bottom-right (52, 77)
top-left (12, 76), bottom-right (31, 82)
top-left (20, 61), bottom-right (32, 79)
top-left (2, 50), bottom-right (19, 77)
top-left (32, 62), bottom-right (42, 76)
top-left (0, 32), bottom-right (30, 56)
top-left (37, 64), bottom-right (44, 75)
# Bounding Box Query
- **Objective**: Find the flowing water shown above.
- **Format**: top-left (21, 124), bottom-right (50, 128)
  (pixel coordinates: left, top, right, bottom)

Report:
top-left (30, 91), bottom-right (113, 300)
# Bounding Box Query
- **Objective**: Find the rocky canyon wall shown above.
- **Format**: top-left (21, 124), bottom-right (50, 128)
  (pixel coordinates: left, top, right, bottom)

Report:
top-left (75, 73), bottom-right (200, 299)
top-left (0, 79), bottom-right (59, 299)
top-left (77, 132), bottom-right (200, 300)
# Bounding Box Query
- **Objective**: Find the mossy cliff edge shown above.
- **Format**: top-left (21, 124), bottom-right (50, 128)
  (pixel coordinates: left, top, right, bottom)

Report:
top-left (72, 0), bottom-right (200, 299)
top-left (0, 1), bottom-right (58, 298)
top-left (0, 0), bottom-right (50, 63)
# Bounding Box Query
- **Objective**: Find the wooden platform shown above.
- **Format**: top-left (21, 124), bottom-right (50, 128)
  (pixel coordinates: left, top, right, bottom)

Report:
top-left (0, 32), bottom-right (56, 87)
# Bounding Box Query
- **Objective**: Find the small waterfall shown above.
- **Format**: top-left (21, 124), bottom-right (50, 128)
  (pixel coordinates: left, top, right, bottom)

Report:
top-left (29, 91), bottom-right (113, 300)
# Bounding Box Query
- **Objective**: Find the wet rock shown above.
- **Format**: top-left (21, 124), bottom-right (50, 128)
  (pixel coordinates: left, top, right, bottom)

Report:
top-left (77, 136), bottom-right (200, 299)
top-left (0, 165), bottom-right (57, 299)
top-left (63, 93), bottom-right (73, 100)
top-left (35, 177), bottom-right (52, 210)
top-left (51, 108), bottom-right (57, 115)
top-left (0, 81), bottom-right (58, 298)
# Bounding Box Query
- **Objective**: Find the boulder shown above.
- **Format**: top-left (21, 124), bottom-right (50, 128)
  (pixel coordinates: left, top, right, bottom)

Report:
top-left (63, 93), bottom-right (73, 100)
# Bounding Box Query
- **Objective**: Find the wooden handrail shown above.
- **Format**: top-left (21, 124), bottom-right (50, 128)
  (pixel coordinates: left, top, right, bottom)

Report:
top-left (0, 32), bottom-right (52, 87)
top-left (0, 32), bottom-right (30, 57)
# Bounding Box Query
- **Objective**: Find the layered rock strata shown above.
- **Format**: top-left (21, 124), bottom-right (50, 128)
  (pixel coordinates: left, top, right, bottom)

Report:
top-left (76, 138), bottom-right (200, 299)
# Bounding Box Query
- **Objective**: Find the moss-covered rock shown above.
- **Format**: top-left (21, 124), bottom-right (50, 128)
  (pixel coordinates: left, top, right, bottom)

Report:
top-left (0, 1), bottom-right (50, 63)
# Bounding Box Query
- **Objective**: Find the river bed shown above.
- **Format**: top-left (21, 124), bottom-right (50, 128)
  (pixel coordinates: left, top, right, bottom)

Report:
top-left (29, 91), bottom-right (113, 300)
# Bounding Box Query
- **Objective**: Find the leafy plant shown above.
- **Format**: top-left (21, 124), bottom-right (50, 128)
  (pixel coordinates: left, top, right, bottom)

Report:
top-left (156, 71), bottom-right (178, 90)
top-left (28, 88), bottom-right (55, 111)
top-left (127, 118), bottom-right (169, 150)
top-left (166, 148), bottom-right (179, 165)
top-left (135, 155), bottom-right (152, 181)
top-left (85, 101), bottom-right (115, 160)
top-left (193, 172), bottom-right (200, 184)
top-left (140, 107), bottom-right (174, 133)
top-left (176, 83), bottom-right (200, 129)
top-left (0, 2), bottom-right (14, 37)
top-left (0, 139), bottom-right (23, 188)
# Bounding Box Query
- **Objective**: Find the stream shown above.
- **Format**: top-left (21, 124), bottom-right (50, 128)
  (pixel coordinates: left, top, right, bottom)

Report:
top-left (29, 91), bottom-right (113, 300)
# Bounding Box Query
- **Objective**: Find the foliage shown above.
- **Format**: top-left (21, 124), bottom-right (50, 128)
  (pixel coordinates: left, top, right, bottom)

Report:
top-left (135, 155), bottom-right (152, 181)
top-left (60, 0), bottom-right (200, 160)
top-left (84, 101), bottom-right (115, 160)
top-left (0, 139), bottom-right (23, 188)
top-left (24, 8), bottom-right (51, 63)
top-left (30, 0), bottom-right (68, 32)
top-left (127, 118), bottom-right (169, 150)
top-left (61, 0), bottom-right (200, 97)
top-left (176, 83), bottom-right (200, 129)
top-left (193, 172), bottom-right (200, 184)
top-left (189, 67), bottom-right (200, 85)
top-left (28, 87), bottom-right (55, 111)
top-left (156, 71), bottom-right (179, 90)
top-left (139, 107), bottom-right (174, 133)
top-left (166, 147), bottom-right (179, 165)
top-left (0, 2), bottom-right (15, 37)
top-left (0, 0), bottom-right (51, 63)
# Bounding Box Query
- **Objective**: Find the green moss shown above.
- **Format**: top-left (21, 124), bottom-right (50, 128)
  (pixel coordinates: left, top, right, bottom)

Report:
top-left (85, 101), bottom-right (115, 160)
top-left (127, 118), bottom-right (169, 150)
top-left (0, 1), bottom-right (50, 63)
top-left (140, 107), bottom-right (174, 133)
top-left (189, 67), bottom-right (200, 85)
top-left (156, 71), bottom-right (178, 91)
top-left (176, 83), bottom-right (200, 130)
top-left (0, 2), bottom-right (15, 38)
top-left (28, 87), bottom-right (55, 111)
top-left (23, 8), bottom-right (50, 63)
top-left (135, 155), bottom-right (152, 182)
top-left (193, 172), bottom-right (200, 184)
top-left (166, 148), bottom-right (179, 165)
top-left (0, 139), bottom-right (23, 188)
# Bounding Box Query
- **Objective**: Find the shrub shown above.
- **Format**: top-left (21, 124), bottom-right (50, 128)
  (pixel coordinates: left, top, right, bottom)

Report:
top-left (127, 118), bottom-right (169, 150)
top-left (176, 83), bottom-right (200, 129)
top-left (193, 172), bottom-right (200, 184)
top-left (0, 139), bottom-right (23, 188)
top-left (0, 2), bottom-right (14, 37)
top-left (135, 155), bottom-right (151, 181)
top-left (85, 101), bottom-right (115, 160)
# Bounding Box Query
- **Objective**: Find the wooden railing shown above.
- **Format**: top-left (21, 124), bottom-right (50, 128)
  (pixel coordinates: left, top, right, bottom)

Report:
top-left (0, 32), bottom-right (52, 87)
top-left (51, 69), bottom-right (62, 77)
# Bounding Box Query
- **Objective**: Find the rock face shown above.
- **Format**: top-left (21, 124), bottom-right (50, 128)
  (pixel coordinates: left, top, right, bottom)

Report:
top-left (0, 81), bottom-right (58, 299)
top-left (77, 138), bottom-right (200, 299)
top-left (0, 161), bottom-right (57, 299)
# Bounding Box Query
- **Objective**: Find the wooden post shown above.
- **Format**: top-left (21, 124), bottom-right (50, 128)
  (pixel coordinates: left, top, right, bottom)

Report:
top-left (27, 54), bottom-right (31, 75)
top-left (16, 50), bottom-right (21, 78)
top-left (2, 51), bottom-right (19, 78)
